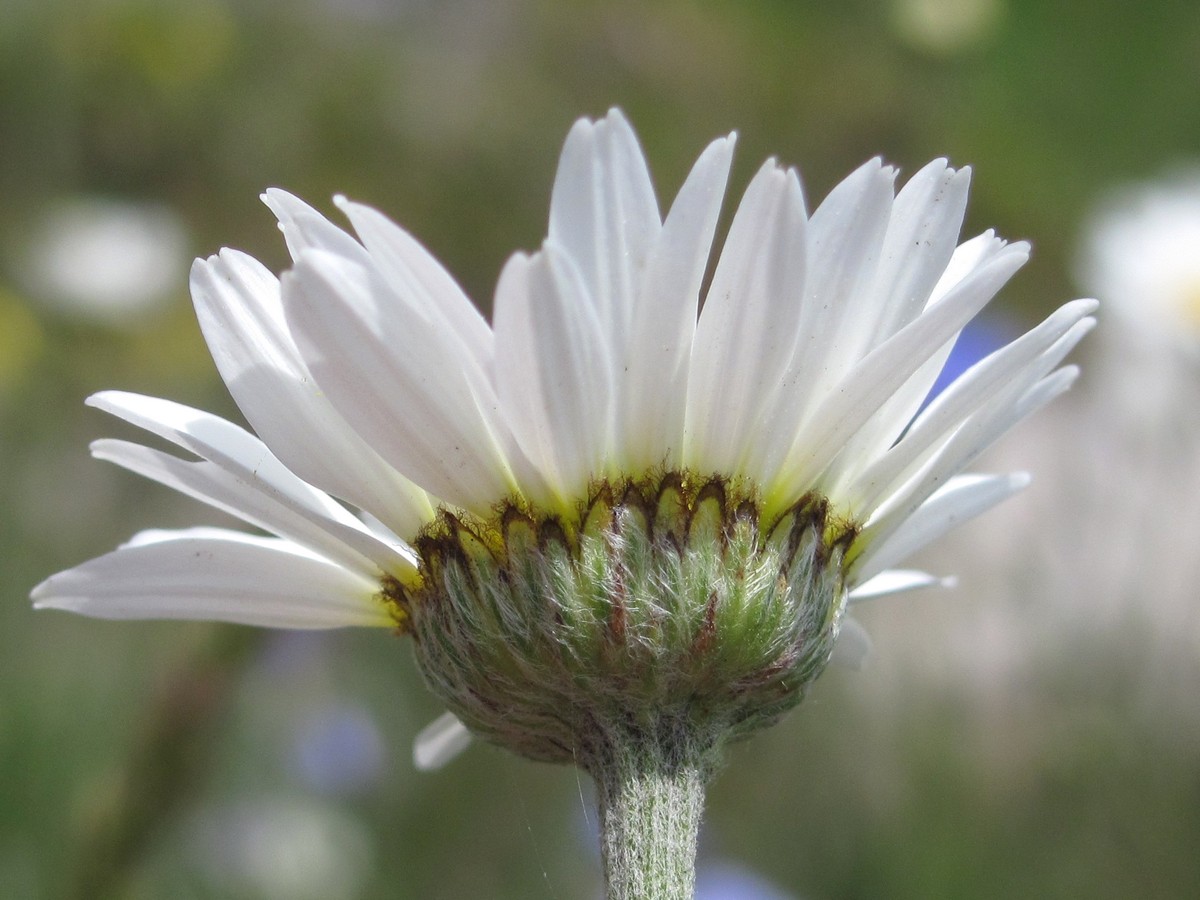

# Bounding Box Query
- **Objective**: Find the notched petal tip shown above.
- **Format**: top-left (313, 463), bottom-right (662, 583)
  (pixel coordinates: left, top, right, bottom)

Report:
top-left (29, 574), bottom-right (61, 607)
top-left (783, 166), bottom-right (807, 208)
top-left (260, 186), bottom-right (297, 207)
top-left (260, 187), bottom-right (307, 224)
top-left (563, 114), bottom-right (597, 145)
top-left (189, 254), bottom-right (217, 281)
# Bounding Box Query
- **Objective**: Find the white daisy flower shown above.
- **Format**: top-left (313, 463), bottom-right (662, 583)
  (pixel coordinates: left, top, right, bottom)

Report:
top-left (1077, 168), bottom-right (1200, 344)
top-left (19, 196), bottom-right (189, 325)
top-left (34, 109), bottom-right (1093, 895)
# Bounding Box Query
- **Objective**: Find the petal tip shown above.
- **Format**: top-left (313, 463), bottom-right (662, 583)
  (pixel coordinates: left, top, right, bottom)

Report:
top-left (1008, 470), bottom-right (1033, 491)
top-left (412, 712), bottom-right (473, 771)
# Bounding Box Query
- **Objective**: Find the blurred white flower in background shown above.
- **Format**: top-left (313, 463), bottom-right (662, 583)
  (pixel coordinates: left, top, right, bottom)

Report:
top-left (188, 797), bottom-right (373, 900)
top-left (18, 196), bottom-right (189, 325)
top-left (1059, 170), bottom-right (1200, 662)
top-left (1077, 170), bottom-right (1200, 349)
top-left (876, 168), bottom-right (1200, 725)
top-left (890, 0), bottom-right (1005, 56)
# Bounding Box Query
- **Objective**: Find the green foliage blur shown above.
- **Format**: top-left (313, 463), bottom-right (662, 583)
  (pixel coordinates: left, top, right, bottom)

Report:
top-left (3, 0), bottom-right (1200, 897)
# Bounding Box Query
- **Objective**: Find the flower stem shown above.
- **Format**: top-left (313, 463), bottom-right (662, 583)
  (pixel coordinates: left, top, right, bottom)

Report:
top-left (586, 719), bottom-right (718, 900)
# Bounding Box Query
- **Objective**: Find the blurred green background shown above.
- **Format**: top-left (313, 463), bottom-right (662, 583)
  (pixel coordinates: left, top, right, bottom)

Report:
top-left (3, 0), bottom-right (1200, 897)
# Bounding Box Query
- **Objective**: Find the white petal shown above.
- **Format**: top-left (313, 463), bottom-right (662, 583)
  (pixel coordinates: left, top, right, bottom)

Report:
top-left (32, 529), bottom-right (393, 629)
top-left (261, 189), bottom-right (367, 262)
top-left (334, 196), bottom-right (494, 366)
top-left (686, 160), bottom-right (808, 475)
top-left (865, 161), bottom-right (972, 343)
top-left (190, 250), bottom-right (435, 539)
top-left (853, 472), bottom-right (1030, 583)
top-left (847, 569), bottom-right (955, 602)
top-left (866, 355), bottom-right (1080, 543)
top-left (830, 616), bottom-right (872, 670)
top-left (848, 300), bottom-right (1097, 511)
top-left (770, 239), bottom-right (1029, 507)
top-left (929, 230), bottom-right (1004, 303)
top-left (618, 134), bottom-right (734, 472)
top-left (89, 388), bottom-right (342, 500)
top-left (776, 159), bottom-right (896, 401)
top-left (494, 245), bottom-right (613, 501)
top-left (122, 525), bottom-right (288, 549)
top-left (282, 249), bottom-right (519, 513)
top-left (816, 334), bottom-right (956, 511)
top-left (412, 712), bottom-right (473, 771)
top-left (548, 109), bottom-right (661, 349)
top-left (91, 438), bottom-right (414, 579)
top-left (804, 164), bottom-right (974, 491)
top-left (87, 391), bottom-right (418, 569)
top-left (1015, 364), bottom-right (1080, 416)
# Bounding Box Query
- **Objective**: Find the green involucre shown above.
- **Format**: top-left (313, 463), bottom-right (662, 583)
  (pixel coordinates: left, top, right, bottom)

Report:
top-left (407, 473), bottom-right (854, 766)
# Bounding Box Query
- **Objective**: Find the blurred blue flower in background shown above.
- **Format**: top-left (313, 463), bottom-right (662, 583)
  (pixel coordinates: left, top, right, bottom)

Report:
top-left (695, 860), bottom-right (797, 899)
top-left (290, 704), bottom-right (386, 796)
top-left (921, 314), bottom-right (1016, 411)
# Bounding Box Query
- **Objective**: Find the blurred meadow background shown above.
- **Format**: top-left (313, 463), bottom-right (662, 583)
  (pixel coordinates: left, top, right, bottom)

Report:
top-left (3, 0), bottom-right (1200, 897)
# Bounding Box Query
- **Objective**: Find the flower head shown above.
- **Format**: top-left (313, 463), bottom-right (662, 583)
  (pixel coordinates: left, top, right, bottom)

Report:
top-left (34, 110), bottom-right (1095, 767)
top-left (1077, 168), bottom-right (1200, 344)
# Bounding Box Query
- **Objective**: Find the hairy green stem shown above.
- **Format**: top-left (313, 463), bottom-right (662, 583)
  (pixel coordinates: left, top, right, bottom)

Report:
top-left (586, 720), bottom-right (718, 900)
